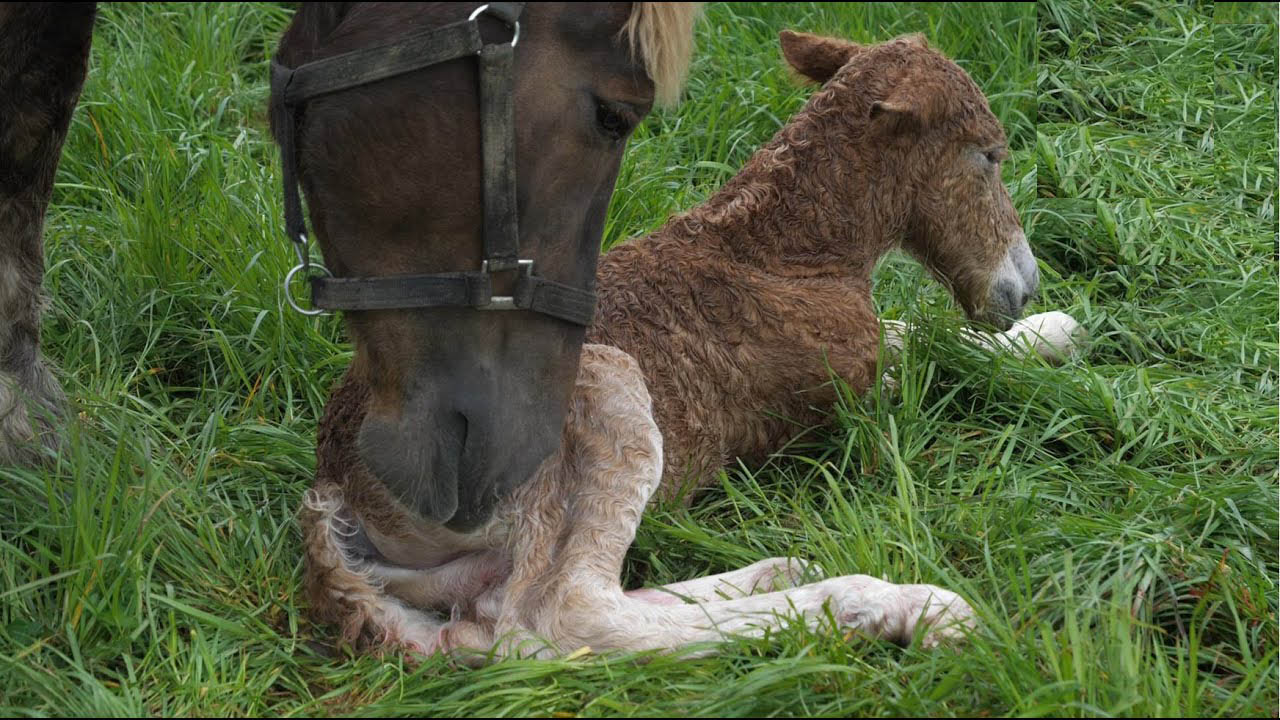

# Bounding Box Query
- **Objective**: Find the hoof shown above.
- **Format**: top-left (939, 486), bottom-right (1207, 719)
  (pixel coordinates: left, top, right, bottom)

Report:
top-left (0, 365), bottom-right (65, 466)
top-left (1001, 311), bottom-right (1087, 364)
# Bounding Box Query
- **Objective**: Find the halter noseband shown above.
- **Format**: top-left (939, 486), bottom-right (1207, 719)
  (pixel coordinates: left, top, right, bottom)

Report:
top-left (271, 2), bottom-right (595, 326)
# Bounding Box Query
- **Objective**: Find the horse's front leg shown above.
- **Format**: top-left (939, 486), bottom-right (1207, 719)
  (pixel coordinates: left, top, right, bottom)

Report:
top-left (0, 4), bottom-right (96, 464)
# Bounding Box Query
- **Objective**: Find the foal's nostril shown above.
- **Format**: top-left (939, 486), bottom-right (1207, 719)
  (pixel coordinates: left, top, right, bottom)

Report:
top-left (994, 280), bottom-right (1019, 312)
top-left (1018, 285), bottom-right (1033, 309)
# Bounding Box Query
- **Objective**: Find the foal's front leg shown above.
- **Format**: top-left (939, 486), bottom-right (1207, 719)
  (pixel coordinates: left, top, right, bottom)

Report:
top-left (880, 311), bottom-right (1085, 366)
top-left (300, 483), bottom-right (453, 655)
top-left (0, 5), bottom-right (96, 464)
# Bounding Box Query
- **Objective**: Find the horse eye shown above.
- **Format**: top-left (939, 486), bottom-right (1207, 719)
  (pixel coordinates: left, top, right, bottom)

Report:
top-left (984, 150), bottom-right (999, 165)
top-left (595, 100), bottom-right (638, 141)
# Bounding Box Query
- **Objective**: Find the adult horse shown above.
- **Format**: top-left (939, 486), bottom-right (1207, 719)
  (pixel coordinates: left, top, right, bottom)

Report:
top-left (0, 3), bottom-right (697, 534)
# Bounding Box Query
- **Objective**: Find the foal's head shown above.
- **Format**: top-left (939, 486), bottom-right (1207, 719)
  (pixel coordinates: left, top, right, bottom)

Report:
top-left (273, 3), bottom-right (695, 530)
top-left (781, 31), bottom-right (1037, 330)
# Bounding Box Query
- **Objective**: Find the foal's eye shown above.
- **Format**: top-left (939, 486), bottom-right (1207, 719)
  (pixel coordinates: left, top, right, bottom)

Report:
top-left (595, 99), bottom-right (640, 141)
top-left (982, 147), bottom-right (1007, 165)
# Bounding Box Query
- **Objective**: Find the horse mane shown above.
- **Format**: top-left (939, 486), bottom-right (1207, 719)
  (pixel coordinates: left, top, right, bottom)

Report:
top-left (621, 2), bottom-right (701, 107)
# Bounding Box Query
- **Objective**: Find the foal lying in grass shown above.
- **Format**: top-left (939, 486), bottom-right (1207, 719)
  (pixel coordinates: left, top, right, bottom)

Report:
top-left (590, 30), bottom-right (1081, 501)
top-left (302, 31), bottom-right (1081, 660)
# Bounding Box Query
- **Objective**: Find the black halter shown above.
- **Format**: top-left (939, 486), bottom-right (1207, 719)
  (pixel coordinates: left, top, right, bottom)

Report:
top-left (270, 2), bottom-right (595, 326)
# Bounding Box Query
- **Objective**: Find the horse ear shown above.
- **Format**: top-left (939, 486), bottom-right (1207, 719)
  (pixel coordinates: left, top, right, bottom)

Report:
top-left (275, 3), bottom-right (357, 67)
top-left (779, 30), bottom-right (863, 84)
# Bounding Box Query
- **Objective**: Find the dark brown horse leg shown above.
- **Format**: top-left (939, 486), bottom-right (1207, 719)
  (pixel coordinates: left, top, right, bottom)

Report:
top-left (0, 3), bottom-right (96, 464)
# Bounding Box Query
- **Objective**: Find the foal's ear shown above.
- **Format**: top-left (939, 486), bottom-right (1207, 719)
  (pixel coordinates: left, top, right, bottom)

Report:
top-left (780, 30), bottom-right (863, 84)
top-left (869, 98), bottom-right (923, 136)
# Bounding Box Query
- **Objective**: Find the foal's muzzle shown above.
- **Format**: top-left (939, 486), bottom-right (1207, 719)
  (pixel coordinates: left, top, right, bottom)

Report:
top-left (979, 236), bottom-right (1038, 330)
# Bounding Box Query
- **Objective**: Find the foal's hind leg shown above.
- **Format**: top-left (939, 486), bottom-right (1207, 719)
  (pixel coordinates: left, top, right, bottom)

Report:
top-left (625, 557), bottom-right (821, 605)
top-left (0, 4), bottom-right (96, 464)
top-left (487, 345), bottom-right (973, 658)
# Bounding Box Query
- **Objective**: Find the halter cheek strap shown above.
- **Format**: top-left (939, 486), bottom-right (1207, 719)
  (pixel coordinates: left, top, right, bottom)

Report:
top-left (271, 2), bottom-right (596, 326)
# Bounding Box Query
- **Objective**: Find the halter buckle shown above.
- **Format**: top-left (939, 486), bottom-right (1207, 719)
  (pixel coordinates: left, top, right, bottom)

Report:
top-left (479, 258), bottom-right (533, 310)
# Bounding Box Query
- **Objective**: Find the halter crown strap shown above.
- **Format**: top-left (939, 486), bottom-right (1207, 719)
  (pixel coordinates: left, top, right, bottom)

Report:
top-left (271, 2), bottom-right (594, 326)
top-left (479, 40), bottom-right (519, 271)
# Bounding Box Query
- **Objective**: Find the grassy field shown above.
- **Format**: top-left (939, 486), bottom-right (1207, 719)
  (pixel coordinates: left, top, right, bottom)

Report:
top-left (1, 1), bottom-right (1275, 715)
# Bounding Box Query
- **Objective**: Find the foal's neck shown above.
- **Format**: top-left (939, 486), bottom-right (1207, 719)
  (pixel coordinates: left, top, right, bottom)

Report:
top-left (670, 103), bottom-right (906, 280)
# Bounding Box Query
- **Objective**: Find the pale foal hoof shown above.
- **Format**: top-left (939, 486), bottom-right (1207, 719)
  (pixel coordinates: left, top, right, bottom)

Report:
top-left (894, 583), bottom-right (976, 648)
top-left (1001, 310), bottom-right (1087, 364)
top-left (388, 619), bottom-right (495, 668)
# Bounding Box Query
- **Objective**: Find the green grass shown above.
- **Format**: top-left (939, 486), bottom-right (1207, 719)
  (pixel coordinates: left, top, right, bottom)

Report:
top-left (1, 1), bottom-right (1275, 715)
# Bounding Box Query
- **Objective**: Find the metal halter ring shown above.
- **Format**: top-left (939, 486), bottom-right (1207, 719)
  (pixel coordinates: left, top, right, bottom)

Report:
top-left (469, 4), bottom-right (520, 47)
top-left (284, 261), bottom-right (333, 316)
top-left (284, 232), bottom-right (332, 316)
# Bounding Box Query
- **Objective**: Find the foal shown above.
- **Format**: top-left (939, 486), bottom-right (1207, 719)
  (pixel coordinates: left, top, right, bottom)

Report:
top-left (590, 30), bottom-right (1080, 500)
top-left (301, 31), bottom-right (1081, 660)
